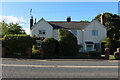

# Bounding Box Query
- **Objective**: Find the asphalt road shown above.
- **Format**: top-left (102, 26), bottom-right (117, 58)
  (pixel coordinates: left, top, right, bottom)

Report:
top-left (1, 58), bottom-right (119, 78)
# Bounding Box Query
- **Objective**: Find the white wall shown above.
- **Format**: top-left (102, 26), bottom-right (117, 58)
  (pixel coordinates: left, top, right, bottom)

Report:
top-left (53, 30), bottom-right (59, 40)
top-left (83, 20), bottom-right (106, 51)
top-left (84, 20), bottom-right (106, 43)
top-left (77, 30), bottom-right (83, 45)
top-left (31, 18), bottom-right (53, 38)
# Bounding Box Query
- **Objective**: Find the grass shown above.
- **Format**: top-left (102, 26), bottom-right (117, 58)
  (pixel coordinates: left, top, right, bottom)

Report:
top-left (101, 55), bottom-right (115, 60)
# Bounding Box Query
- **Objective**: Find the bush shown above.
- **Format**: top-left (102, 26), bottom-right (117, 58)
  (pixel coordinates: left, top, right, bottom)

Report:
top-left (77, 52), bottom-right (88, 57)
top-left (102, 38), bottom-right (120, 54)
top-left (41, 37), bottom-right (58, 58)
top-left (32, 45), bottom-right (40, 58)
top-left (2, 34), bottom-right (36, 56)
top-left (89, 51), bottom-right (101, 57)
top-left (58, 29), bottom-right (78, 56)
top-left (114, 51), bottom-right (119, 59)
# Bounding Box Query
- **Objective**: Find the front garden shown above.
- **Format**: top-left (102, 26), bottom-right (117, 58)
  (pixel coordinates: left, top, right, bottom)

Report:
top-left (1, 29), bottom-right (120, 60)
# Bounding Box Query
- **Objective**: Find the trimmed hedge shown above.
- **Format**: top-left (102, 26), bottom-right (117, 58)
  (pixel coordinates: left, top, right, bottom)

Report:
top-left (2, 34), bottom-right (36, 56)
top-left (41, 37), bottom-right (58, 58)
top-left (58, 29), bottom-right (78, 56)
top-left (89, 51), bottom-right (101, 57)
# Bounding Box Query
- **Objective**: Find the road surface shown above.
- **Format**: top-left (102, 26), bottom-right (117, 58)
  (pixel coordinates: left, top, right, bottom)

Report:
top-left (1, 58), bottom-right (119, 78)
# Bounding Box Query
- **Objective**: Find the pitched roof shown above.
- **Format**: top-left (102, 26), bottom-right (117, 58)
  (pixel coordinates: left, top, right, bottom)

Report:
top-left (48, 21), bottom-right (90, 30)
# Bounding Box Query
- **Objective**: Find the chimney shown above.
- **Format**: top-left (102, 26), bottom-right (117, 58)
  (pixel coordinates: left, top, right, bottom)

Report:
top-left (100, 13), bottom-right (105, 25)
top-left (34, 18), bottom-right (36, 24)
top-left (30, 16), bottom-right (33, 29)
top-left (67, 16), bottom-right (71, 22)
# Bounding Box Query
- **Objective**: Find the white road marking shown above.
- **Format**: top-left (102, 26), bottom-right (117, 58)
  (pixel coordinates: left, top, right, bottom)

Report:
top-left (1, 64), bottom-right (119, 68)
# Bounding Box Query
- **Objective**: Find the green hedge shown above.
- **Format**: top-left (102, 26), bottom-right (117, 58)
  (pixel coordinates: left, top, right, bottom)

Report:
top-left (58, 29), bottom-right (78, 56)
top-left (2, 34), bottom-right (36, 56)
top-left (89, 51), bottom-right (101, 57)
top-left (41, 37), bottom-right (58, 58)
top-left (102, 38), bottom-right (120, 54)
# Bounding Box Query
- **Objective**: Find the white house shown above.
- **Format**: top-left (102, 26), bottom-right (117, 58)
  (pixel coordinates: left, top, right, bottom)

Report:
top-left (30, 15), bottom-right (106, 52)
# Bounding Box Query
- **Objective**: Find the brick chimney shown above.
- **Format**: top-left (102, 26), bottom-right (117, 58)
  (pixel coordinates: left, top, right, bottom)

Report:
top-left (67, 16), bottom-right (71, 22)
top-left (100, 13), bottom-right (105, 25)
top-left (30, 16), bottom-right (33, 29)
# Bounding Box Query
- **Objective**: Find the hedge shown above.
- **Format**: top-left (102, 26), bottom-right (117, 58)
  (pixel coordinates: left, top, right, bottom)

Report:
top-left (58, 29), bottom-right (78, 56)
top-left (2, 34), bottom-right (36, 56)
top-left (41, 37), bottom-right (59, 58)
top-left (102, 38), bottom-right (120, 54)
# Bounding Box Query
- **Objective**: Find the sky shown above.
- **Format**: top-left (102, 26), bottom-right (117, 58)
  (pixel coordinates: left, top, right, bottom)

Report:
top-left (1, 2), bottom-right (119, 34)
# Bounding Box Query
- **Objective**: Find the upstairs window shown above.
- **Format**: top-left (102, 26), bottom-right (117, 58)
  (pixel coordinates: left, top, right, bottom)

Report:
top-left (39, 30), bottom-right (46, 35)
top-left (92, 30), bottom-right (98, 36)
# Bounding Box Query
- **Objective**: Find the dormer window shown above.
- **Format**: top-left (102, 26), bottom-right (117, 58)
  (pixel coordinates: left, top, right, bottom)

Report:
top-left (39, 30), bottom-right (46, 35)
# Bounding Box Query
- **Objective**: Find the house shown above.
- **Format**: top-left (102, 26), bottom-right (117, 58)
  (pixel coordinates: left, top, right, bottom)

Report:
top-left (30, 14), bottom-right (106, 52)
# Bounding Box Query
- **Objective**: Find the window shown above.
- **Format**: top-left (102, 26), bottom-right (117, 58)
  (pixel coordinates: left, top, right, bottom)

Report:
top-left (71, 30), bottom-right (77, 36)
top-left (94, 43), bottom-right (100, 49)
top-left (39, 30), bottom-right (46, 35)
top-left (92, 30), bottom-right (98, 36)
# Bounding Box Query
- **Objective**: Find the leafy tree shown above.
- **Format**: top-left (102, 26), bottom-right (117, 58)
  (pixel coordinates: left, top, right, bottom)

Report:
top-left (0, 21), bottom-right (26, 37)
top-left (58, 29), bottom-right (78, 56)
top-left (94, 12), bottom-right (120, 40)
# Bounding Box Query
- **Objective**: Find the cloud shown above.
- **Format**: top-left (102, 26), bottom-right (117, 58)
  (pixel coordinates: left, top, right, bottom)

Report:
top-left (0, 15), bottom-right (26, 25)
top-left (22, 28), bottom-right (30, 35)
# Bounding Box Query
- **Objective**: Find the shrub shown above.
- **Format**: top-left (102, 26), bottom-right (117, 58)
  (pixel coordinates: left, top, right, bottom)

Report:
top-left (41, 37), bottom-right (58, 58)
top-left (32, 45), bottom-right (40, 58)
top-left (89, 51), bottom-right (101, 57)
top-left (102, 38), bottom-right (120, 54)
top-left (114, 51), bottom-right (119, 59)
top-left (2, 34), bottom-right (36, 56)
top-left (77, 52), bottom-right (88, 57)
top-left (58, 29), bottom-right (78, 56)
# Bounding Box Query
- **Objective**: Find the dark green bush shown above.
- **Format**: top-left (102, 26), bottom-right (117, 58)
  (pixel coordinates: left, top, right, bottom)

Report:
top-left (114, 51), bottom-right (119, 59)
top-left (58, 29), bottom-right (78, 56)
top-left (77, 52), bottom-right (88, 57)
top-left (2, 34), bottom-right (36, 56)
top-left (103, 38), bottom-right (120, 54)
top-left (89, 51), bottom-right (101, 57)
top-left (41, 37), bottom-right (58, 58)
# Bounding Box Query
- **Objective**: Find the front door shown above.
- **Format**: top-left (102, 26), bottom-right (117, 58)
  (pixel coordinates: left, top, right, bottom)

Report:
top-left (86, 45), bottom-right (93, 52)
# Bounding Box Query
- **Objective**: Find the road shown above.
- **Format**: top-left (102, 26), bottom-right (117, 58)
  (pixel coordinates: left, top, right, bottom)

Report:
top-left (1, 58), bottom-right (119, 78)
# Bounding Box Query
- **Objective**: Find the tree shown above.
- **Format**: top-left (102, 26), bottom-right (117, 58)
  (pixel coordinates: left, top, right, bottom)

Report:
top-left (94, 12), bottom-right (120, 40)
top-left (58, 29), bottom-right (78, 56)
top-left (0, 21), bottom-right (26, 37)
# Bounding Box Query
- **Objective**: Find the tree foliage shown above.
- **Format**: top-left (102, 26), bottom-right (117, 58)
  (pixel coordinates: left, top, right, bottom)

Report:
top-left (95, 12), bottom-right (120, 40)
top-left (0, 21), bottom-right (26, 37)
top-left (58, 29), bottom-right (78, 56)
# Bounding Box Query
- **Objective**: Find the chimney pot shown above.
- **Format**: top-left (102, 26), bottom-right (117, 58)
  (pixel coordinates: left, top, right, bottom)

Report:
top-left (67, 16), bottom-right (71, 22)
